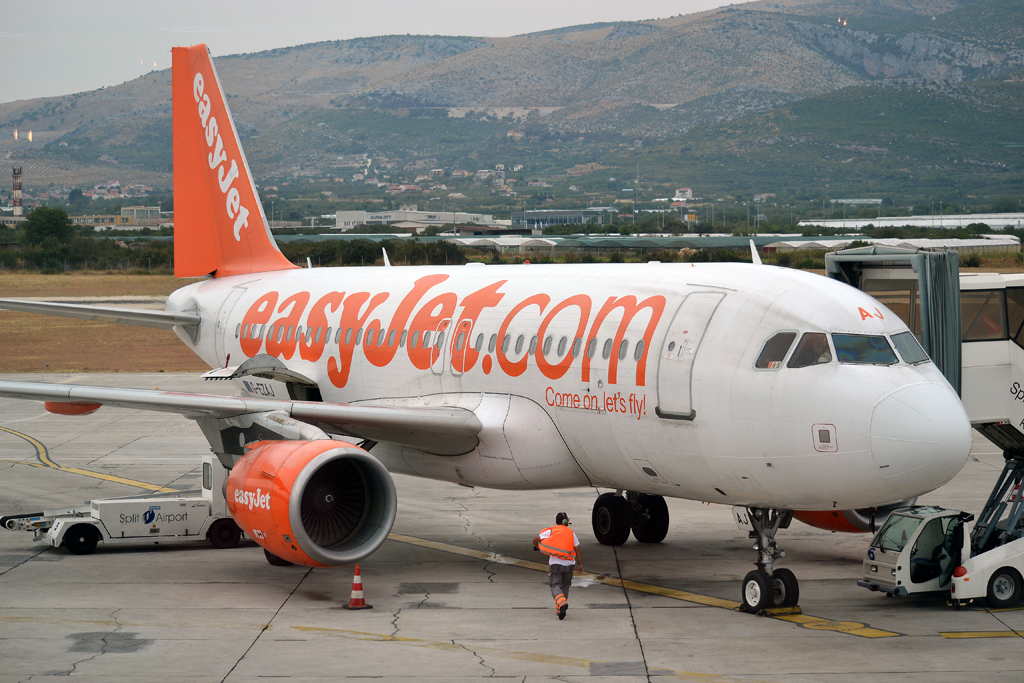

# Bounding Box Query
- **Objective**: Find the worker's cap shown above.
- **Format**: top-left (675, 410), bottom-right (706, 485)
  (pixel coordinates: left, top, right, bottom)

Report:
top-left (555, 512), bottom-right (571, 525)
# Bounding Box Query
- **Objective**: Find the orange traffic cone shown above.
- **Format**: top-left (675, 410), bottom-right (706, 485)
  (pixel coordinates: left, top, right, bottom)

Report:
top-left (343, 564), bottom-right (373, 610)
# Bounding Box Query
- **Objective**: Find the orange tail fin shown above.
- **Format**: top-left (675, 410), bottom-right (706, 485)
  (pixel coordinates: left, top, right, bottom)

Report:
top-left (172, 44), bottom-right (297, 278)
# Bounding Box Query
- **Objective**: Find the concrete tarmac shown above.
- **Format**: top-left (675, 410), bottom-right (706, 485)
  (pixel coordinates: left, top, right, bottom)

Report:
top-left (1, 373), bottom-right (1022, 682)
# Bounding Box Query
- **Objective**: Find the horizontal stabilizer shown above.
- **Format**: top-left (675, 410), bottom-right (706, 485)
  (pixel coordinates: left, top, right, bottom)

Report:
top-left (0, 299), bottom-right (201, 329)
top-left (0, 380), bottom-right (481, 456)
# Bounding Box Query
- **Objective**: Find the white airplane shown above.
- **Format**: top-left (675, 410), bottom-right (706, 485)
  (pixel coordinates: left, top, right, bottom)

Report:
top-left (0, 44), bottom-right (972, 613)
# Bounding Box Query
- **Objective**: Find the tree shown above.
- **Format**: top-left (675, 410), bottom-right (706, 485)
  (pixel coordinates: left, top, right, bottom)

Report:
top-left (994, 196), bottom-right (1020, 214)
top-left (21, 207), bottom-right (74, 246)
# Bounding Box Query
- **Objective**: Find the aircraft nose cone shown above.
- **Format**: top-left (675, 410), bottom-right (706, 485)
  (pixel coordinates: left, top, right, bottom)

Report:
top-left (870, 382), bottom-right (972, 496)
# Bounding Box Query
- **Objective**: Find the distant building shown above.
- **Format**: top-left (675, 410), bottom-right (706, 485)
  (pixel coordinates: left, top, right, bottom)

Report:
top-left (674, 188), bottom-right (692, 199)
top-left (428, 169), bottom-right (445, 178)
top-left (513, 164), bottom-right (524, 172)
top-left (511, 209), bottom-right (607, 229)
top-left (335, 207), bottom-right (498, 231)
top-left (832, 198), bottom-right (883, 205)
top-left (451, 170), bottom-right (471, 178)
top-left (754, 193), bottom-right (776, 203)
top-left (120, 206), bottom-right (161, 220)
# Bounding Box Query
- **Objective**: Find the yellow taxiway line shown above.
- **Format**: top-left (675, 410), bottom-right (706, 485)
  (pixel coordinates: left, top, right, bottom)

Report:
top-left (0, 426), bottom-right (178, 493)
top-left (387, 533), bottom-right (901, 638)
top-left (939, 631), bottom-right (1024, 639)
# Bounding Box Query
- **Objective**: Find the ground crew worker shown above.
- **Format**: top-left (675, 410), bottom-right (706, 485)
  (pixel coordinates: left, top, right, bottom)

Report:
top-left (532, 512), bottom-right (583, 620)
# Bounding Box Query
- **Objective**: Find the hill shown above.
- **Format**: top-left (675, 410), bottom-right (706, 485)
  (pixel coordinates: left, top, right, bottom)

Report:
top-left (0, 0), bottom-right (1021, 201)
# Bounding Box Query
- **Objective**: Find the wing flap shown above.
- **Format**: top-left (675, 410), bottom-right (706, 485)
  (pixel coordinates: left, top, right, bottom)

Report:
top-left (0, 299), bottom-right (201, 329)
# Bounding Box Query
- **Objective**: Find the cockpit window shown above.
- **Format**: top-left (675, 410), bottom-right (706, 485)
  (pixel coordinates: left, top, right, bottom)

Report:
top-left (787, 333), bottom-right (832, 368)
top-left (832, 334), bottom-right (898, 365)
top-left (891, 331), bottom-right (931, 364)
top-left (755, 332), bottom-right (796, 369)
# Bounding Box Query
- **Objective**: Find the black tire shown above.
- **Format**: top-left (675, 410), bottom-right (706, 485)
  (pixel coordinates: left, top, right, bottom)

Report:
top-left (741, 569), bottom-right (773, 613)
top-left (264, 549), bottom-right (294, 567)
top-left (65, 524), bottom-right (99, 555)
top-left (772, 568), bottom-right (800, 608)
top-left (986, 567), bottom-right (1022, 608)
top-left (207, 518), bottom-right (242, 549)
top-left (631, 494), bottom-right (670, 543)
top-left (592, 493), bottom-right (631, 546)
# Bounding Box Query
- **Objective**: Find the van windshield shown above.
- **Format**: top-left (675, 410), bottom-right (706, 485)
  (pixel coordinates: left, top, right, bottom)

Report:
top-left (873, 512), bottom-right (923, 552)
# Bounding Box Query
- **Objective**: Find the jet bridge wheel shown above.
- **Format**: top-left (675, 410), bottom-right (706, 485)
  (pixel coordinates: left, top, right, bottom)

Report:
top-left (630, 493), bottom-right (669, 543)
top-left (65, 524), bottom-right (99, 555)
top-left (592, 493), bottom-right (631, 546)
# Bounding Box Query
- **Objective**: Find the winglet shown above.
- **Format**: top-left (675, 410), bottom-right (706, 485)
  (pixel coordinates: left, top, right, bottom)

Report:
top-left (749, 239), bottom-right (762, 266)
top-left (171, 44), bottom-right (297, 278)
top-left (382, 248), bottom-right (391, 267)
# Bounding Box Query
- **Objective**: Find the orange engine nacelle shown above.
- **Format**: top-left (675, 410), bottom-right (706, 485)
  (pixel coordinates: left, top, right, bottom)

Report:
top-left (226, 439), bottom-right (397, 567)
top-left (793, 499), bottom-right (916, 534)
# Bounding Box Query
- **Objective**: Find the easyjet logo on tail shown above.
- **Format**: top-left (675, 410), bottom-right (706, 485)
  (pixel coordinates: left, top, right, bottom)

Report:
top-left (193, 72), bottom-right (249, 241)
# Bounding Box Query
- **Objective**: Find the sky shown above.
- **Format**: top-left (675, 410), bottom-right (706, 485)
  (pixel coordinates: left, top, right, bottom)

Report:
top-left (1, 0), bottom-right (741, 104)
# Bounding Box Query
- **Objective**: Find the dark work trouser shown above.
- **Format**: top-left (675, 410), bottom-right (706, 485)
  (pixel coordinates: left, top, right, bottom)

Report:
top-left (548, 563), bottom-right (574, 606)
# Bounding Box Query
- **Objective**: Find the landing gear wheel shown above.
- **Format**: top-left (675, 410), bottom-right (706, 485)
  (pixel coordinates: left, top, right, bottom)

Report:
top-left (771, 568), bottom-right (800, 608)
top-left (264, 549), bottom-right (294, 566)
top-left (65, 524), bottom-right (99, 555)
top-left (630, 494), bottom-right (669, 543)
top-left (986, 567), bottom-right (1022, 608)
top-left (741, 569), bottom-right (772, 613)
top-left (207, 519), bottom-right (242, 549)
top-left (592, 492), bottom-right (631, 546)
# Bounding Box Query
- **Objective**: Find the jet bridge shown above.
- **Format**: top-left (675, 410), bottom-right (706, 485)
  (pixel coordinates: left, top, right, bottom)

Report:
top-left (827, 246), bottom-right (1024, 553)
top-left (826, 246), bottom-right (1024, 452)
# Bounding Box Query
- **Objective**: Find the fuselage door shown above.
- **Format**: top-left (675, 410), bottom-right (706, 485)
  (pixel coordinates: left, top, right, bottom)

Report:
top-left (450, 319), bottom-right (474, 376)
top-left (656, 292), bottom-right (725, 420)
top-left (215, 286), bottom-right (247, 364)
top-left (431, 318), bottom-right (452, 375)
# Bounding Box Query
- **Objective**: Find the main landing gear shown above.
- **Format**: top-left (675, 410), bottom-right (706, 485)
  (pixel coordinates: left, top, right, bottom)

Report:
top-left (740, 508), bottom-right (799, 613)
top-left (591, 491), bottom-right (670, 546)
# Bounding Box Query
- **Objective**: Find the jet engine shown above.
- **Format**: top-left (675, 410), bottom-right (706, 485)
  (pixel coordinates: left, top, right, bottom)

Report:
top-left (793, 499), bottom-right (916, 534)
top-left (226, 439), bottom-right (397, 567)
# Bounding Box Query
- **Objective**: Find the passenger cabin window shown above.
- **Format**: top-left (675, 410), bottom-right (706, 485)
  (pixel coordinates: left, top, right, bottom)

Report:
top-left (961, 289), bottom-right (1006, 341)
top-left (832, 334), bottom-right (898, 365)
top-left (755, 332), bottom-right (796, 369)
top-left (787, 333), bottom-right (832, 369)
top-left (892, 331), bottom-right (930, 364)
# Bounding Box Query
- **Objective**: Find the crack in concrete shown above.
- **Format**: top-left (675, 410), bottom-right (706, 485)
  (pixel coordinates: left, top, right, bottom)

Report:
top-left (453, 639), bottom-right (496, 677)
top-left (220, 567), bottom-right (313, 683)
top-left (0, 547), bottom-right (51, 578)
top-left (390, 607), bottom-right (403, 637)
top-left (986, 609), bottom-right (1024, 639)
top-left (611, 544), bottom-right (652, 683)
top-left (482, 560), bottom-right (498, 583)
top-left (65, 608), bottom-right (123, 676)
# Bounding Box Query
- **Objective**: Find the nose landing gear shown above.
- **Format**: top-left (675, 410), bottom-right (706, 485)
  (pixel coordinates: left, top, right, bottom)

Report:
top-left (591, 491), bottom-right (671, 545)
top-left (740, 507), bottom-right (799, 612)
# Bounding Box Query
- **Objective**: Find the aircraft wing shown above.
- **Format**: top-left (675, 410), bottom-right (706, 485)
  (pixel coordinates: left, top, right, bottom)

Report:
top-left (0, 380), bottom-right (481, 456)
top-left (0, 299), bottom-right (201, 330)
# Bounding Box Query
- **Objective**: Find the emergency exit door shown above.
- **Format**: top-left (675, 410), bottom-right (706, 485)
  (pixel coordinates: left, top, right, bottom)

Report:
top-left (656, 292), bottom-right (725, 420)
top-left (430, 319), bottom-right (452, 375)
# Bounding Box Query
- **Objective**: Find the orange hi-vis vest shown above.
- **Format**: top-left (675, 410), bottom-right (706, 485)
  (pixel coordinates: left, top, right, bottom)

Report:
top-left (538, 525), bottom-right (576, 561)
